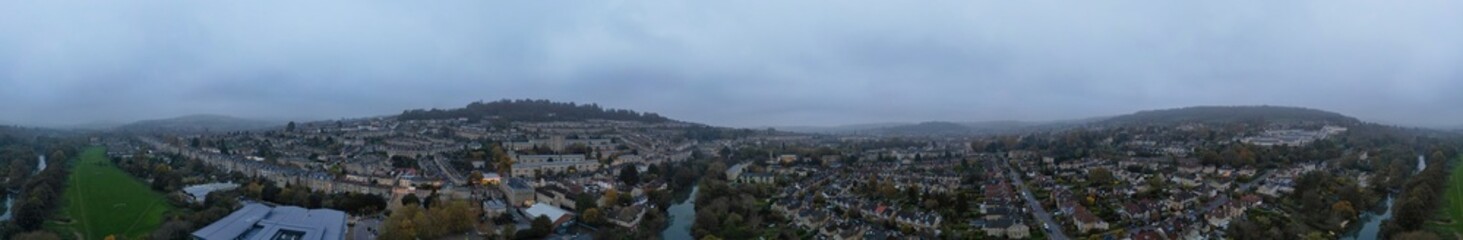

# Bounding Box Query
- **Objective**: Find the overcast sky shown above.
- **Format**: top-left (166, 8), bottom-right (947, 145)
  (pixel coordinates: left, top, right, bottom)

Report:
top-left (2, 0), bottom-right (1461, 128)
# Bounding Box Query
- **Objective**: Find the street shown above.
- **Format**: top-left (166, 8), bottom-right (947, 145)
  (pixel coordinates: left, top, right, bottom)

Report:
top-left (1006, 162), bottom-right (1070, 240)
top-left (351, 218), bottom-right (383, 240)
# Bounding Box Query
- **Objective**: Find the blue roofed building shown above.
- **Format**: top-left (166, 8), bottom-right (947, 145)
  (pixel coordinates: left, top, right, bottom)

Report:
top-left (191, 203), bottom-right (347, 240)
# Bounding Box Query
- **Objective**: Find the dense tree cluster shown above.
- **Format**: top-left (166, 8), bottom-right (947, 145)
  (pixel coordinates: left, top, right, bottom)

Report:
top-left (691, 161), bottom-right (789, 239)
top-left (150, 187), bottom-right (248, 240)
top-left (1290, 171), bottom-right (1376, 230)
top-left (1194, 139), bottom-right (1344, 168)
top-left (236, 180), bottom-right (389, 215)
top-left (8, 149), bottom-right (73, 232)
top-left (1, 145), bottom-right (37, 190)
top-left (0, 141), bottom-right (78, 238)
top-left (113, 152), bottom-right (219, 194)
top-left (379, 199), bottom-right (479, 240)
top-left (398, 99), bottom-right (671, 123)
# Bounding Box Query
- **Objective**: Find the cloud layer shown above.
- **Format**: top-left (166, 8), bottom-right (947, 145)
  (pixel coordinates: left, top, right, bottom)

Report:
top-left (2, 0), bottom-right (1461, 127)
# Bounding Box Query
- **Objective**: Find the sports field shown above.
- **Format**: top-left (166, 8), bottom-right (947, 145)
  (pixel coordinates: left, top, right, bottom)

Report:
top-left (52, 147), bottom-right (172, 240)
top-left (1432, 155), bottom-right (1463, 237)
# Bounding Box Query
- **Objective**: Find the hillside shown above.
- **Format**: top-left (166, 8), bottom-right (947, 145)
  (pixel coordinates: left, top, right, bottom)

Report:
top-left (1096, 106), bottom-right (1360, 127)
top-left (397, 99), bottom-right (673, 123)
top-left (875, 121), bottom-right (973, 136)
top-left (63, 121), bottom-right (127, 130)
top-left (780, 106), bottom-right (1358, 136)
top-left (115, 114), bottom-right (280, 133)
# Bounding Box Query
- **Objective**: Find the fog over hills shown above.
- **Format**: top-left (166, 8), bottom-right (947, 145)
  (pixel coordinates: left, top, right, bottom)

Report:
top-left (7, 102), bottom-right (1423, 135)
top-left (782, 105), bottom-right (1369, 136)
top-left (114, 114), bottom-right (281, 133)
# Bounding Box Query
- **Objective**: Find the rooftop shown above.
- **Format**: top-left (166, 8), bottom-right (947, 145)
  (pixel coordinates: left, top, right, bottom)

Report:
top-left (191, 203), bottom-right (347, 240)
top-left (523, 203), bottom-right (575, 226)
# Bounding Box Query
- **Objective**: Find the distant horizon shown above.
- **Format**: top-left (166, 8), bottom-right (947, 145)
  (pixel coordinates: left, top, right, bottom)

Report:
top-left (8, 102), bottom-right (1454, 130)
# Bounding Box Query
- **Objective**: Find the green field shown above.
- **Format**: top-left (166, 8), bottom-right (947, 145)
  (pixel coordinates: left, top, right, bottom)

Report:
top-left (1432, 155), bottom-right (1463, 238)
top-left (52, 147), bottom-right (172, 240)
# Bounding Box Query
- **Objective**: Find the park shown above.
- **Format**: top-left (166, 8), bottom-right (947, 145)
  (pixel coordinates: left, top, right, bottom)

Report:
top-left (51, 147), bottom-right (172, 240)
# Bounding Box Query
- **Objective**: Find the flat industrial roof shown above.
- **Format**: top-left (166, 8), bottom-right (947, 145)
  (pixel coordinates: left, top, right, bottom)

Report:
top-left (191, 203), bottom-right (347, 240)
top-left (523, 203), bottom-right (573, 224)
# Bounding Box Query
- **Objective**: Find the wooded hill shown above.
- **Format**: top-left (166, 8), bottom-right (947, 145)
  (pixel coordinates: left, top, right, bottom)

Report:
top-left (1096, 106), bottom-right (1361, 127)
top-left (398, 99), bottom-right (673, 123)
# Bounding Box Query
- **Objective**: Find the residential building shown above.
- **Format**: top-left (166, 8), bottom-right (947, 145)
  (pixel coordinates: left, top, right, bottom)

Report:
top-left (502, 178), bottom-right (536, 206)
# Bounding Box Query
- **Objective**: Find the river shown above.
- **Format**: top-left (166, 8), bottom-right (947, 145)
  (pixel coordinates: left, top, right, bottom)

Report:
top-left (36, 154), bottom-right (46, 174)
top-left (1341, 195), bottom-right (1394, 240)
top-left (1418, 154), bottom-right (1427, 173)
top-left (0, 154), bottom-right (46, 221)
top-left (1340, 154), bottom-right (1426, 239)
top-left (661, 186), bottom-right (699, 240)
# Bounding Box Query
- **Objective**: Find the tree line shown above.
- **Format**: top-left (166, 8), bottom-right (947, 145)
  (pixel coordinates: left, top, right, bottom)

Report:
top-left (691, 160), bottom-right (796, 239)
top-left (1, 144), bottom-right (77, 239)
top-left (1381, 149), bottom-right (1457, 239)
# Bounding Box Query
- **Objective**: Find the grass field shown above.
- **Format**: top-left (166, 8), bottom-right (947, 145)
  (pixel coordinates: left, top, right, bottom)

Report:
top-left (52, 147), bottom-right (173, 240)
top-left (1430, 155), bottom-right (1463, 238)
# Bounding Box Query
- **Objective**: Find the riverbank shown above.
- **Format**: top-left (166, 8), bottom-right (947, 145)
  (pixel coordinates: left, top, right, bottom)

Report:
top-left (0, 154), bottom-right (46, 221)
top-left (661, 186), bottom-right (699, 240)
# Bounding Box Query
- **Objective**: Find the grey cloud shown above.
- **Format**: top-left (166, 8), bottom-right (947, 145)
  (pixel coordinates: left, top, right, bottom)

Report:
top-left (1, 0), bottom-right (1461, 128)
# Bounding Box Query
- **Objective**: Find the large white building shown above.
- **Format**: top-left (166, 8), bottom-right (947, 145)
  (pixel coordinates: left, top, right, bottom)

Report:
top-left (523, 203), bottom-right (576, 229)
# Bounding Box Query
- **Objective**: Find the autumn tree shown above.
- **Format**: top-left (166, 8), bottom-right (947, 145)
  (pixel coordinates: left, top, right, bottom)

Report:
top-left (1089, 167), bottom-right (1115, 186)
top-left (468, 171), bottom-right (484, 185)
top-left (381, 205), bottom-right (422, 240)
top-left (492, 145), bottom-right (513, 177)
top-left (602, 189), bottom-right (620, 207)
top-left (380, 199), bottom-right (480, 239)
top-left (1332, 200), bottom-right (1356, 220)
top-left (582, 208), bottom-right (606, 226)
